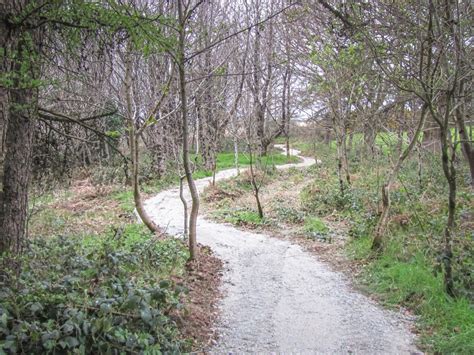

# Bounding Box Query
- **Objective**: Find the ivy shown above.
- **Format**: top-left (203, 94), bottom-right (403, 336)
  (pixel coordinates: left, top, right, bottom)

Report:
top-left (0, 228), bottom-right (189, 353)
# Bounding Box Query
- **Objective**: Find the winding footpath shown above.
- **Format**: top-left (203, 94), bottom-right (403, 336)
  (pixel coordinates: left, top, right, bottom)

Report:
top-left (144, 146), bottom-right (420, 354)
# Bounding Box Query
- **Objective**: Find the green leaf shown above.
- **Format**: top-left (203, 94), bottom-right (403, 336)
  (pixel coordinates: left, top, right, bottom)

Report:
top-left (64, 336), bottom-right (80, 348)
top-left (140, 308), bottom-right (152, 324)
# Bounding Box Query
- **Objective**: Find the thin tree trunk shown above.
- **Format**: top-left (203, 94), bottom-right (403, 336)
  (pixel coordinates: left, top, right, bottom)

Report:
top-left (440, 126), bottom-right (456, 297)
top-left (124, 46), bottom-right (161, 235)
top-left (178, 0), bottom-right (199, 260)
top-left (179, 175), bottom-right (188, 236)
top-left (0, 82), bottom-right (7, 241)
top-left (248, 145), bottom-right (263, 219)
top-left (212, 161), bottom-right (217, 186)
top-left (333, 116), bottom-right (347, 196)
top-left (232, 122), bottom-right (240, 175)
top-left (454, 80), bottom-right (474, 187)
top-left (372, 105), bottom-right (427, 250)
top-left (336, 136), bottom-right (345, 197)
top-left (342, 130), bottom-right (351, 186)
top-left (435, 93), bottom-right (456, 297)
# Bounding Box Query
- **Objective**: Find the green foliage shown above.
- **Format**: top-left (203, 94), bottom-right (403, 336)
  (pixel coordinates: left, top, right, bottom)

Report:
top-left (111, 190), bottom-right (135, 213)
top-left (300, 179), bottom-right (366, 216)
top-left (304, 217), bottom-right (329, 235)
top-left (0, 227), bottom-right (189, 353)
top-left (303, 217), bottom-right (330, 242)
top-left (2, 0), bottom-right (177, 94)
top-left (348, 236), bottom-right (474, 354)
top-left (214, 208), bottom-right (266, 227)
top-left (191, 151), bottom-right (300, 177)
top-left (274, 205), bottom-right (306, 224)
top-left (40, 1), bottom-right (176, 54)
top-left (299, 139), bottom-right (474, 353)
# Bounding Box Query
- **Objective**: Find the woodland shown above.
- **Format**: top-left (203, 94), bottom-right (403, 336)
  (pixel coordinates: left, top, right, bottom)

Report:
top-left (0, 0), bottom-right (473, 353)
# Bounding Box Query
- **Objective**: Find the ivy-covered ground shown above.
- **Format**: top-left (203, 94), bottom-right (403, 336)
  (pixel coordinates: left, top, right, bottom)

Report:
top-left (1, 176), bottom-right (222, 353)
top-left (202, 141), bottom-right (474, 354)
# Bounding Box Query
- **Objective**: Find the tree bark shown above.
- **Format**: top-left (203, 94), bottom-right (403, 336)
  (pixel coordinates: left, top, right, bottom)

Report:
top-left (179, 175), bottom-right (188, 236)
top-left (372, 105), bottom-right (428, 250)
top-left (0, 6), bottom-right (7, 233)
top-left (0, 5), bottom-right (38, 254)
top-left (178, 0), bottom-right (199, 260)
top-left (453, 79), bottom-right (474, 187)
top-left (440, 127), bottom-right (456, 297)
top-left (248, 145), bottom-right (264, 219)
top-left (124, 46), bottom-right (161, 235)
top-left (0, 87), bottom-right (36, 254)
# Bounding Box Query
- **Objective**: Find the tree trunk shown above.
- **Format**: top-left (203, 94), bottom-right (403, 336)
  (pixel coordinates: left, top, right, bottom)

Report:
top-left (256, 103), bottom-right (266, 156)
top-left (453, 80), bottom-right (474, 187)
top-left (440, 128), bottom-right (456, 297)
top-left (0, 81), bottom-right (7, 243)
top-left (124, 46), bottom-right (161, 235)
top-left (372, 105), bottom-right (427, 251)
top-left (232, 117), bottom-right (240, 175)
top-left (248, 146), bottom-right (263, 219)
top-left (0, 87), bottom-right (35, 254)
top-left (333, 116), bottom-right (349, 196)
top-left (179, 175), bottom-right (188, 236)
top-left (335, 134), bottom-right (345, 197)
top-left (178, 0), bottom-right (199, 260)
top-left (364, 123), bottom-right (376, 157)
top-left (0, 14), bottom-right (38, 254)
top-left (342, 130), bottom-right (351, 186)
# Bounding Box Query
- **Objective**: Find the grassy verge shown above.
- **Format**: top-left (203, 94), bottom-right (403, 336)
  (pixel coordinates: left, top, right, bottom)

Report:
top-left (348, 236), bottom-right (474, 353)
top-left (301, 141), bottom-right (473, 353)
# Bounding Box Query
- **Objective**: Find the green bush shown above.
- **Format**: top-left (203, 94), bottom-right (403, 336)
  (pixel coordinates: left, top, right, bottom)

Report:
top-left (298, 139), bottom-right (473, 352)
top-left (0, 227), bottom-right (189, 354)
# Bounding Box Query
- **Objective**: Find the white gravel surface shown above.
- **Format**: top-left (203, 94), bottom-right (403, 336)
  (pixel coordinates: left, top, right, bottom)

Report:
top-left (144, 146), bottom-right (420, 354)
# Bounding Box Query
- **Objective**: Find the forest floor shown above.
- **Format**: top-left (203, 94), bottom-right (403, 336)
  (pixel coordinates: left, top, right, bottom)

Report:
top-left (144, 146), bottom-right (420, 353)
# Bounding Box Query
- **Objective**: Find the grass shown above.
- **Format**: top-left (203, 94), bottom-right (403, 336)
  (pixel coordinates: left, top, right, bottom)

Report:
top-left (212, 208), bottom-right (267, 227)
top-left (111, 189), bottom-right (135, 212)
top-left (191, 150), bottom-right (300, 178)
top-left (348, 236), bottom-right (474, 354)
top-left (295, 139), bottom-right (474, 353)
top-left (304, 216), bottom-right (329, 235)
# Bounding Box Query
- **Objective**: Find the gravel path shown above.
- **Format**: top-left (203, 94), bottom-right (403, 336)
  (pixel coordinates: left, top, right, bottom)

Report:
top-left (144, 146), bottom-right (420, 354)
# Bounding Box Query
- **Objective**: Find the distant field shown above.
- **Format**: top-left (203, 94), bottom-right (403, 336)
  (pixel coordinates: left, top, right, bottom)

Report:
top-left (191, 150), bottom-right (300, 178)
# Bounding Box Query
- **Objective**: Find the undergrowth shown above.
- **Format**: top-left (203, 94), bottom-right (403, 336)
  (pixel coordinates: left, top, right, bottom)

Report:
top-left (300, 141), bottom-right (474, 353)
top-left (12, 167), bottom-right (196, 353)
top-left (0, 225), bottom-right (190, 353)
